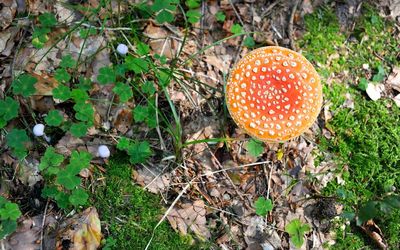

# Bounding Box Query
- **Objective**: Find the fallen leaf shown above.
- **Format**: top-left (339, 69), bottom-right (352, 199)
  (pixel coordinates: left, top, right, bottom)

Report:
top-left (3, 214), bottom-right (57, 250)
top-left (0, 0), bottom-right (17, 30)
top-left (386, 66), bottom-right (400, 92)
top-left (366, 83), bottom-right (382, 101)
top-left (56, 207), bottom-right (102, 250)
top-left (360, 220), bottom-right (388, 250)
top-left (393, 94), bottom-right (400, 107)
top-left (167, 200), bottom-right (210, 240)
top-left (132, 166), bottom-right (171, 194)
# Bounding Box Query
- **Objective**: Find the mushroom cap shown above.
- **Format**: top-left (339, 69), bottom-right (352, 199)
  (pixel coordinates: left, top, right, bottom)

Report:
top-left (225, 46), bottom-right (323, 142)
top-left (33, 124), bottom-right (45, 137)
top-left (116, 43), bottom-right (129, 55)
top-left (98, 145), bottom-right (111, 158)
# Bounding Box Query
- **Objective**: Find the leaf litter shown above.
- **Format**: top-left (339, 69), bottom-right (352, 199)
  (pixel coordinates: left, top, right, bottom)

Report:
top-left (1, 0), bottom-right (397, 249)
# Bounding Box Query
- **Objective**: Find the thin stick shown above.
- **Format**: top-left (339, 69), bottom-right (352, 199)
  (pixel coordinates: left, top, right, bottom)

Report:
top-left (266, 163), bottom-right (274, 200)
top-left (288, 0), bottom-right (301, 50)
top-left (144, 182), bottom-right (191, 250)
top-left (40, 199), bottom-right (50, 250)
top-left (155, 93), bottom-right (166, 150)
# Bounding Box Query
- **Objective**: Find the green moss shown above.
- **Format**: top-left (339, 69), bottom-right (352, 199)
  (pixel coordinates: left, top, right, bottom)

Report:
top-left (91, 155), bottom-right (198, 249)
top-left (300, 5), bottom-right (400, 249)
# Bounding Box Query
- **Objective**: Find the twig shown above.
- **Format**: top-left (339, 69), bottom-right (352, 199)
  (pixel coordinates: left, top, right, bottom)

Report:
top-left (261, 0), bottom-right (283, 18)
top-left (229, 0), bottom-right (245, 27)
top-left (155, 93), bottom-right (166, 150)
top-left (145, 182), bottom-right (191, 250)
top-left (288, 0), bottom-right (301, 50)
top-left (79, 23), bottom-right (132, 31)
top-left (266, 163), bottom-right (274, 200)
top-left (40, 199), bottom-right (50, 250)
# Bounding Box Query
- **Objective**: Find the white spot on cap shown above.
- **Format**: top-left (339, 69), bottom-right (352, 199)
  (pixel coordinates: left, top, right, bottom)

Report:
top-left (250, 122), bottom-right (256, 128)
top-left (261, 67), bottom-right (267, 72)
top-left (289, 74), bottom-right (295, 79)
top-left (289, 116), bottom-right (295, 121)
top-left (284, 104), bottom-right (291, 110)
top-left (245, 72), bottom-right (250, 77)
top-left (235, 74), bottom-right (240, 80)
top-left (269, 110), bottom-right (275, 115)
top-left (291, 61), bottom-right (297, 67)
top-left (241, 83), bottom-right (246, 88)
top-left (269, 130), bottom-right (275, 135)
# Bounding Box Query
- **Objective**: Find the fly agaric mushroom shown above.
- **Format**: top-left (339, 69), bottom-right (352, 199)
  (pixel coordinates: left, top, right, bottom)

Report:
top-left (226, 46), bottom-right (322, 142)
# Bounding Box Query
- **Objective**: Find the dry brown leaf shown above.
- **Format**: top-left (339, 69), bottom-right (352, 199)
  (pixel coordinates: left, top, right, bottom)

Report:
top-left (112, 107), bottom-right (133, 134)
top-left (0, 0), bottom-right (17, 30)
top-left (55, 133), bottom-right (85, 157)
top-left (360, 220), bottom-right (388, 250)
top-left (56, 207), bottom-right (102, 250)
top-left (167, 200), bottom-right (210, 240)
top-left (386, 66), bottom-right (400, 92)
top-left (4, 214), bottom-right (57, 250)
top-left (144, 23), bottom-right (180, 58)
top-left (16, 157), bottom-right (43, 187)
top-left (132, 166), bottom-right (171, 194)
top-left (31, 72), bottom-right (59, 95)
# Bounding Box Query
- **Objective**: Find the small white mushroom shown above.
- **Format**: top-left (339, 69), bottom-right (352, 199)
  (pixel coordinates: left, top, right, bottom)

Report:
top-left (116, 44), bottom-right (129, 55)
top-left (33, 124), bottom-right (45, 137)
top-left (98, 145), bottom-right (110, 158)
top-left (33, 124), bottom-right (51, 142)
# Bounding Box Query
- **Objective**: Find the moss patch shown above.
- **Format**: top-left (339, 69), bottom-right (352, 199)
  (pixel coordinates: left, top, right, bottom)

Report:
top-left (300, 5), bottom-right (400, 249)
top-left (90, 156), bottom-right (197, 249)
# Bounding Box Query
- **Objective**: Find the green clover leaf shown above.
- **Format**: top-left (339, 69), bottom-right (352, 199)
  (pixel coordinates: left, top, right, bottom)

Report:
top-left (141, 81), bottom-right (156, 95)
top-left (70, 122), bottom-right (89, 137)
top-left (125, 56), bottom-right (149, 74)
top-left (0, 203), bottom-right (21, 221)
top-left (6, 129), bottom-right (29, 159)
top-left (55, 68), bottom-right (71, 83)
top-left (97, 66), bottom-right (116, 85)
top-left (245, 139), bottom-right (264, 157)
top-left (113, 82), bottom-right (133, 103)
top-left (45, 110), bottom-right (63, 126)
top-left (285, 219), bottom-right (311, 248)
top-left (73, 102), bottom-right (94, 122)
top-left (216, 11), bottom-right (226, 22)
top-left (186, 10), bottom-right (201, 24)
top-left (69, 188), bottom-right (89, 206)
top-left (231, 24), bottom-right (243, 34)
top-left (12, 74), bottom-right (37, 97)
top-left (0, 97), bottom-right (19, 122)
top-left (38, 13), bottom-right (57, 27)
top-left (127, 141), bottom-right (152, 164)
top-left (254, 197), bottom-right (273, 216)
top-left (53, 84), bottom-right (71, 101)
top-left (39, 147), bottom-right (64, 171)
top-left (60, 54), bottom-right (76, 69)
top-left (56, 170), bottom-right (81, 190)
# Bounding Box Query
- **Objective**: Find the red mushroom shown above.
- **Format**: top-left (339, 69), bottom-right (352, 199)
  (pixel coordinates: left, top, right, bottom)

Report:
top-left (226, 46), bottom-right (323, 142)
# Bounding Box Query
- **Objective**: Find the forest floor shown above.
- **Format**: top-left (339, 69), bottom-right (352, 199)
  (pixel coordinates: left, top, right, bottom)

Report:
top-left (1, 0), bottom-right (400, 249)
